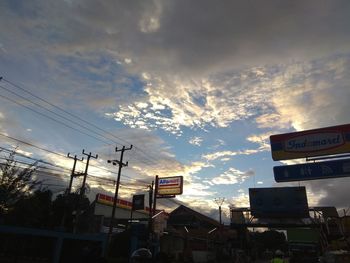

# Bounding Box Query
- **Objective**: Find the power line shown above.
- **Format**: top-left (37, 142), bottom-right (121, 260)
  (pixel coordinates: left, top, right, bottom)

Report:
top-left (0, 146), bottom-right (69, 170)
top-left (0, 157), bottom-right (65, 174)
top-left (0, 88), bottom-right (158, 168)
top-left (0, 84), bottom-right (117, 145)
top-left (1, 77), bottom-right (160, 165)
top-left (0, 138), bottom-right (152, 185)
top-left (2, 78), bottom-right (125, 145)
top-left (0, 91), bottom-right (112, 145)
top-left (0, 133), bottom-right (67, 158)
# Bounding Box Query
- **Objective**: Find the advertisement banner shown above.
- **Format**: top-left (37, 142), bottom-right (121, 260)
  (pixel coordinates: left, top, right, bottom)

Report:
top-left (157, 176), bottom-right (183, 195)
top-left (270, 124), bottom-right (350, 161)
top-left (249, 187), bottom-right (309, 218)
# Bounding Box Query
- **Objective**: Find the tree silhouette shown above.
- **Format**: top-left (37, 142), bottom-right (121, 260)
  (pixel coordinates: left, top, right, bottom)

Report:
top-left (6, 189), bottom-right (52, 227)
top-left (0, 149), bottom-right (41, 215)
top-left (52, 192), bottom-right (90, 231)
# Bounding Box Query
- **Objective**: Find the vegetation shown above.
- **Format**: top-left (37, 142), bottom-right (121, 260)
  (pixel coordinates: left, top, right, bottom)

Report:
top-left (0, 149), bottom-right (91, 231)
top-left (0, 149), bottom-right (41, 215)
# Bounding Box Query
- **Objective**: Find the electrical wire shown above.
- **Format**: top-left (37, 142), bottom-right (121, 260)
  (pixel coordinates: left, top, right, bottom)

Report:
top-left (0, 92), bottom-right (112, 145)
top-left (1, 77), bottom-right (160, 165)
top-left (0, 146), bottom-right (152, 197)
top-left (0, 139), bottom-right (152, 186)
top-left (0, 84), bottom-right (123, 146)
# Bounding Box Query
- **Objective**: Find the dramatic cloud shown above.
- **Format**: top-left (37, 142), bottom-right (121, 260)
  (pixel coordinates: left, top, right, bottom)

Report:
top-left (1, 0), bottom-right (350, 213)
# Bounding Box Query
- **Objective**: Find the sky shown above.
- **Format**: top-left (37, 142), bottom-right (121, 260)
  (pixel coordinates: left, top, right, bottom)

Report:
top-left (1, 0), bottom-right (350, 222)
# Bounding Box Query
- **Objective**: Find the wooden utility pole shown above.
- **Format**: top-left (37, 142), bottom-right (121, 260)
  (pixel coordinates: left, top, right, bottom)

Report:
top-left (79, 150), bottom-right (98, 197)
top-left (74, 149), bottom-right (98, 233)
top-left (107, 145), bottom-right (133, 239)
top-left (67, 153), bottom-right (84, 193)
top-left (61, 153), bottom-right (83, 229)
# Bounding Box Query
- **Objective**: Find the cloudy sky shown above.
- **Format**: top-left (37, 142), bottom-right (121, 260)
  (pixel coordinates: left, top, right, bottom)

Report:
top-left (1, 0), bottom-right (350, 221)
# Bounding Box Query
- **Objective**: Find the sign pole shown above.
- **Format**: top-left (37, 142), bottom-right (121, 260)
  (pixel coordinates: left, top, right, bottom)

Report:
top-left (129, 208), bottom-right (133, 228)
top-left (153, 175), bottom-right (159, 216)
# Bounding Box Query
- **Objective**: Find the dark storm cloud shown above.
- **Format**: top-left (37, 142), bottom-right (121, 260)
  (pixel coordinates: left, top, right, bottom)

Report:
top-left (2, 0), bottom-right (350, 75)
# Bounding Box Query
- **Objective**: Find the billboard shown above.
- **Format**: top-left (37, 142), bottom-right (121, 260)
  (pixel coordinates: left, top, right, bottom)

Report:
top-left (270, 124), bottom-right (350, 161)
top-left (249, 187), bottom-right (309, 218)
top-left (274, 158), bottom-right (350, 182)
top-left (157, 176), bottom-right (183, 195)
top-left (132, 194), bottom-right (145, 211)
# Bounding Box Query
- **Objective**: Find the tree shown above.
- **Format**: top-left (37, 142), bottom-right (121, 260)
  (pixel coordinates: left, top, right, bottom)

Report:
top-left (252, 230), bottom-right (287, 254)
top-left (0, 149), bottom-right (41, 215)
top-left (6, 189), bottom-right (52, 227)
top-left (52, 192), bottom-right (90, 231)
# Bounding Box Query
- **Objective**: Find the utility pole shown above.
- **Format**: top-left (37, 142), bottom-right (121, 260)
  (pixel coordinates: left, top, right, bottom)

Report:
top-left (153, 175), bottom-right (159, 216)
top-left (107, 145), bottom-right (133, 240)
top-left (80, 149), bottom-right (98, 197)
top-left (148, 181), bottom-right (154, 236)
top-left (67, 153), bottom-right (84, 194)
top-left (74, 149), bottom-right (98, 233)
top-left (61, 153), bottom-right (84, 229)
top-left (214, 197), bottom-right (225, 225)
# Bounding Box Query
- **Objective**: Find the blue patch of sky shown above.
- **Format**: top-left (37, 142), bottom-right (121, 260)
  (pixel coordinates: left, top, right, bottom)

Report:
top-left (55, 53), bottom-right (147, 96)
top-left (6, 0), bottom-right (39, 19)
top-left (190, 94), bottom-right (207, 107)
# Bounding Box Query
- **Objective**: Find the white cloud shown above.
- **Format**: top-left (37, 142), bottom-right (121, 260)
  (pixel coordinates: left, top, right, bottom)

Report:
top-left (255, 113), bottom-right (290, 129)
top-left (202, 148), bottom-right (261, 162)
top-left (1, 0), bottom-right (350, 214)
top-left (212, 167), bottom-right (255, 185)
top-left (124, 58), bottom-right (132, 64)
top-left (269, 56), bottom-right (350, 131)
top-left (189, 136), bottom-right (203, 146)
top-left (228, 193), bottom-right (250, 207)
top-left (246, 132), bottom-right (274, 152)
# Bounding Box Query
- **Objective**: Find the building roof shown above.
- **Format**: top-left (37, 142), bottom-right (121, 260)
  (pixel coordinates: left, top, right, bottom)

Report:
top-left (168, 205), bottom-right (220, 228)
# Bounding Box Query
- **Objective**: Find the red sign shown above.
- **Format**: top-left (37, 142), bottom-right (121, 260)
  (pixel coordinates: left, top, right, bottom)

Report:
top-left (270, 124), bottom-right (350, 161)
top-left (96, 193), bottom-right (151, 212)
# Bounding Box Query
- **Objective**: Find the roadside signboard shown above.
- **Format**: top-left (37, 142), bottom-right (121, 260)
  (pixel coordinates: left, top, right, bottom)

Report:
top-left (274, 158), bottom-right (350, 182)
top-left (270, 124), bottom-right (350, 161)
top-left (249, 187), bottom-right (309, 218)
top-left (157, 176), bottom-right (183, 196)
top-left (132, 194), bottom-right (145, 211)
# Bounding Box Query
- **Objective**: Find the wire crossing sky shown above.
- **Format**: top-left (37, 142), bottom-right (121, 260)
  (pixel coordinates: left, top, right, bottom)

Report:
top-left (1, 0), bottom-right (350, 221)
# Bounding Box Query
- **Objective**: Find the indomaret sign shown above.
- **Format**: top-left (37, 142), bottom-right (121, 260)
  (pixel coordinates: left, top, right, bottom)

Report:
top-left (157, 176), bottom-right (183, 196)
top-left (270, 124), bottom-right (350, 161)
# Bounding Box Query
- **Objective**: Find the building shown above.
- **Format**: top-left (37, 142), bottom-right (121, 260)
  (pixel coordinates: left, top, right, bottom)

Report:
top-left (163, 205), bottom-right (236, 262)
